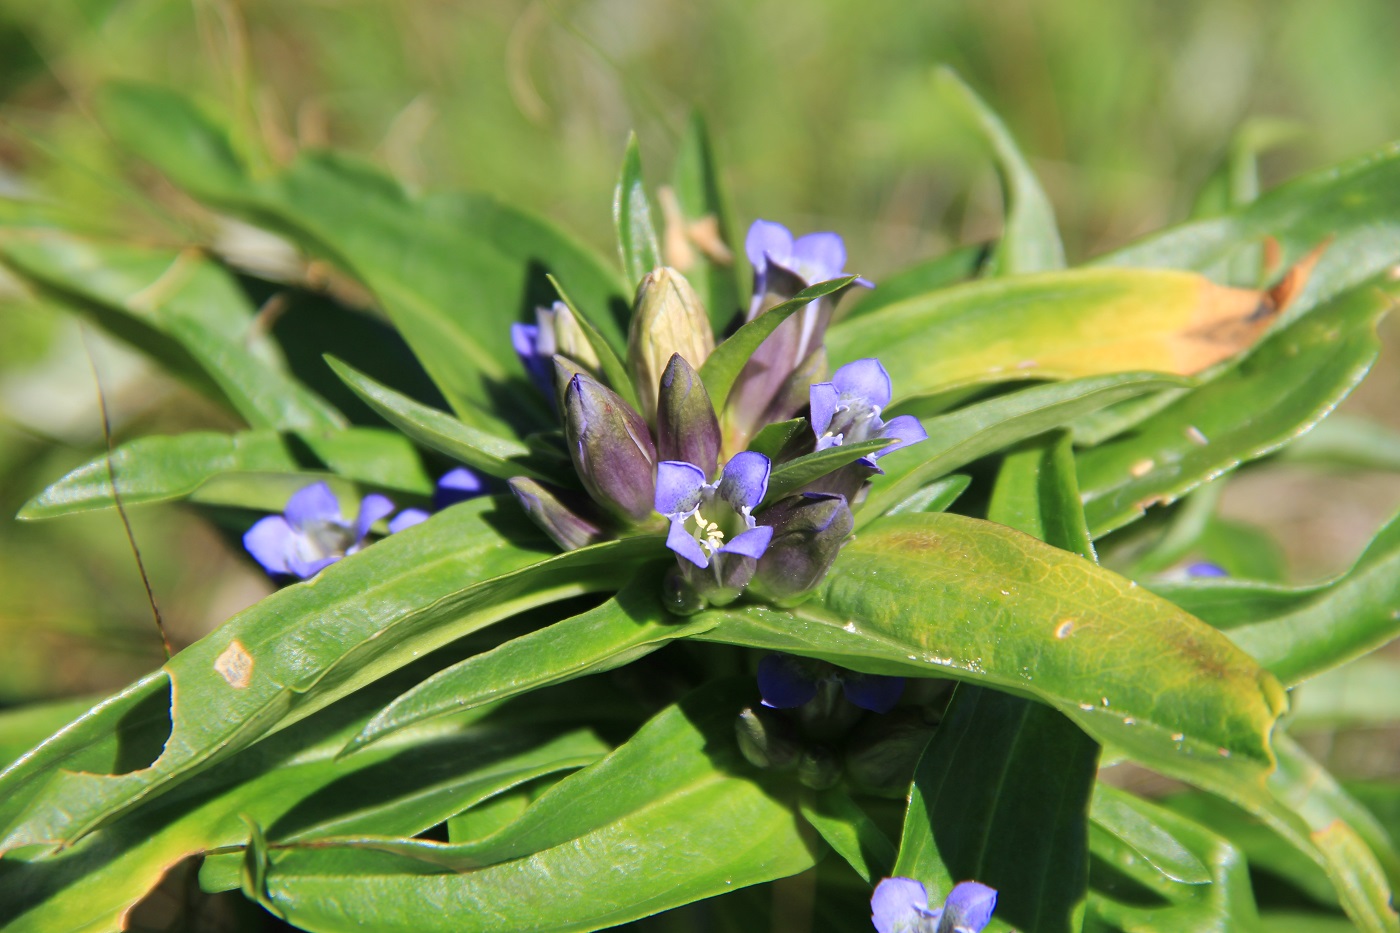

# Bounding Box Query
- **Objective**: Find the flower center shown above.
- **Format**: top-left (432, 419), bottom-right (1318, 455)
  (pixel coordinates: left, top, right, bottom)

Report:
top-left (297, 519), bottom-right (354, 563)
top-left (820, 396), bottom-right (882, 448)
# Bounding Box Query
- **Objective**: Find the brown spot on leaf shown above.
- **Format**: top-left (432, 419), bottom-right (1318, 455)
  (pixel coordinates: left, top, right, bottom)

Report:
top-left (1129, 459), bottom-right (1154, 478)
top-left (215, 640), bottom-right (254, 689)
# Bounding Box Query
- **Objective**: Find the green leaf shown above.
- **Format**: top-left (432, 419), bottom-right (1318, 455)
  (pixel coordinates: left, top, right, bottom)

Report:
top-left (696, 512), bottom-right (1286, 789)
top-left (0, 500), bottom-right (656, 854)
top-left (701, 276), bottom-right (858, 410)
top-left (1100, 140), bottom-right (1400, 320)
top-left (343, 572), bottom-right (714, 755)
top-left (883, 473), bottom-right (972, 516)
top-left (827, 267), bottom-right (1262, 406)
top-left (17, 427), bottom-right (432, 519)
top-left (935, 67), bottom-right (1065, 276)
top-left (1279, 413), bottom-right (1400, 471)
top-left (0, 696), bottom-right (104, 773)
top-left (746, 418), bottom-right (809, 461)
top-left (245, 685), bottom-right (818, 931)
top-left (1089, 785), bottom-right (1211, 887)
top-left (547, 274), bottom-right (641, 411)
top-left (762, 437), bottom-right (892, 504)
top-left (1077, 278), bottom-right (1396, 536)
top-left (800, 787), bottom-right (896, 885)
top-left (839, 244), bottom-right (985, 321)
top-left (615, 133), bottom-right (662, 290)
top-left (0, 230), bottom-right (344, 431)
top-left (860, 372), bottom-right (1186, 526)
top-left (326, 356), bottom-right (560, 483)
top-left (1226, 510), bottom-right (1400, 685)
top-left (986, 431), bottom-right (1096, 560)
top-left (896, 686), bottom-right (1098, 933)
top-left (673, 111), bottom-right (742, 331)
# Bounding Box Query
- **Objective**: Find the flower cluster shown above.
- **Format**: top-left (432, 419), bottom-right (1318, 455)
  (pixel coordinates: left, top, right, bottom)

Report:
top-left (871, 877), bottom-right (997, 933)
top-left (505, 219), bottom-right (926, 612)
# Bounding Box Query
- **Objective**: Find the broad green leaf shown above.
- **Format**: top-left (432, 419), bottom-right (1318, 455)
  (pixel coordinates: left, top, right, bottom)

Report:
top-left (935, 67), bottom-right (1065, 276)
top-left (615, 133), bottom-right (661, 290)
top-left (1227, 510), bottom-right (1400, 685)
top-left (894, 433), bottom-right (1097, 933)
top-left (344, 572), bottom-right (714, 755)
top-left (0, 696), bottom-right (103, 773)
top-left (799, 787), bottom-right (896, 885)
top-left (860, 372), bottom-right (1187, 526)
top-left (17, 427), bottom-right (432, 519)
top-left (762, 437), bottom-right (892, 504)
top-left (672, 111), bottom-right (741, 331)
top-left (840, 244), bottom-right (985, 321)
top-left (701, 276), bottom-right (858, 410)
top-left (883, 473), bottom-right (972, 516)
top-left (0, 500), bottom-right (655, 853)
top-left (1077, 278), bottom-right (1395, 536)
top-left (96, 83), bottom-right (624, 437)
top-left (0, 229), bottom-right (343, 431)
top-left (827, 267), bottom-right (1270, 405)
top-left (326, 357), bottom-right (560, 483)
top-left (896, 686), bottom-right (1098, 933)
top-left (1100, 140), bottom-right (1400, 320)
top-left (244, 685), bottom-right (818, 931)
top-left (1086, 786), bottom-right (1260, 932)
top-left (0, 668), bottom-right (610, 931)
top-left (696, 513), bottom-right (1286, 788)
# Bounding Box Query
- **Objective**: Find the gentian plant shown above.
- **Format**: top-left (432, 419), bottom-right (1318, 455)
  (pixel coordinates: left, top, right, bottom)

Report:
top-left (5, 69), bottom-right (1400, 933)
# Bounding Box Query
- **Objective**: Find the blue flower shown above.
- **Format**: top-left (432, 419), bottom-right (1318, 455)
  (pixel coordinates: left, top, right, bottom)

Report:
top-left (758, 653), bottom-right (905, 714)
top-left (1186, 561), bottom-right (1229, 578)
top-left (386, 467), bottom-right (486, 532)
top-left (746, 219), bottom-right (873, 320)
top-left (656, 451), bottom-right (774, 604)
top-left (811, 359), bottom-right (928, 469)
top-left (871, 877), bottom-right (997, 933)
top-left (243, 482), bottom-right (395, 579)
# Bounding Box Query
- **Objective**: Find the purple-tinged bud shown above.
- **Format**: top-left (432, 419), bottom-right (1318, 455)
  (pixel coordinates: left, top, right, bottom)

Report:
top-left (514, 302), bottom-right (599, 399)
top-left (752, 493), bottom-right (854, 605)
top-left (549, 302), bottom-right (600, 372)
top-left (656, 354), bottom-right (721, 478)
top-left (508, 477), bottom-right (607, 551)
top-left (563, 371), bottom-right (657, 523)
top-left (844, 709), bottom-right (937, 798)
top-left (735, 706), bottom-right (801, 771)
top-left (627, 267), bottom-right (714, 422)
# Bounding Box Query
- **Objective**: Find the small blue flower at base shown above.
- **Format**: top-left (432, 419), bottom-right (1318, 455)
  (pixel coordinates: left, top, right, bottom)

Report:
top-left (387, 467), bottom-right (486, 532)
top-left (1186, 561), bottom-right (1229, 578)
top-left (758, 653), bottom-right (905, 714)
top-left (871, 877), bottom-right (997, 933)
top-left (656, 451), bottom-right (775, 588)
top-left (811, 359), bottom-right (928, 470)
top-left (243, 482), bottom-right (395, 579)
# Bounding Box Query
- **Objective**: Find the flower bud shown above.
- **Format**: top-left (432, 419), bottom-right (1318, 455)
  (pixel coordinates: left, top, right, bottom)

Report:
top-left (549, 302), bottom-right (601, 372)
top-left (508, 477), bottom-right (606, 551)
top-left (735, 706), bottom-right (801, 771)
top-left (656, 354), bottom-right (721, 478)
top-left (797, 745), bottom-right (841, 791)
top-left (752, 493), bottom-right (854, 605)
top-left (844, 710), bottom-right (937, 798)
top-left (562, 371), bottom-right (657, 523)
top-left (627, 267), bottom-right (714, 422)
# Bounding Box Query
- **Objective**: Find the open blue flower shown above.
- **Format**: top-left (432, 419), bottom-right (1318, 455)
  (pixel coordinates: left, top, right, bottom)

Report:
top-left (657, 451), bottom-right (774, 573)
top-left (758, 653), bottom-right (905, 714)
top-left (243, 482), bottom-right (395, 579)
top-left (386, 467), bottom-right (485, 532)
top-left (746, 219), bottom-right (874, 319)
top-left (871, 877), bottom-right (997, 933)
top-left (811, 359), bottom-right (928, 469)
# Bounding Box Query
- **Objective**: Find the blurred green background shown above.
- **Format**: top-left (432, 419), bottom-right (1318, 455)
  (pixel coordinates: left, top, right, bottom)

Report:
top-left (2, 0), bottom-right (1399, 705)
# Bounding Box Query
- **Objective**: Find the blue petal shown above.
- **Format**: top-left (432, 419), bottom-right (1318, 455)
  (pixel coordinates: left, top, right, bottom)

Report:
top-left (719, 451), bottom-right (771, 510)
top-left (287, 552), bottom-right (340, 580)
top-left (832, 358), bottom-right (892, 409)
top-left (243, 515), bottom-right (295, 576)
top-left (810, 382), bottom-right (840, 438)
top-left (1187, 561), bottom-right (1229, 578)
top-left (511, 321), bottom-right (541, 359)
top-left (870, 877), bottom-right (930, 933)
top-left (876, 415), bottom-right (928, 457)
top-left (841, 672), bottom-right (905, 713)
top-left (284, 482), bottom-right (343, 530)
top-left (355, 493), bottom-right (397, 541)
top-left (666, 517), bottom-right (709, 568)
top-left (655, 461), bottom-right (708, 516)
top-left (792, 231), bottom-right (847, 282)
top-left (720, 524), bottom-right (773, 560)
top-left (757, 653), bottom-right (820, 709)
top-left (939, 882), bottom-right (997, 933)
top-left (436, 466), bottom-right (484, 509)
top-left (745, 219), bottom-right (794, 273)
top-left (388, 508), bottom-right (430, 533)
